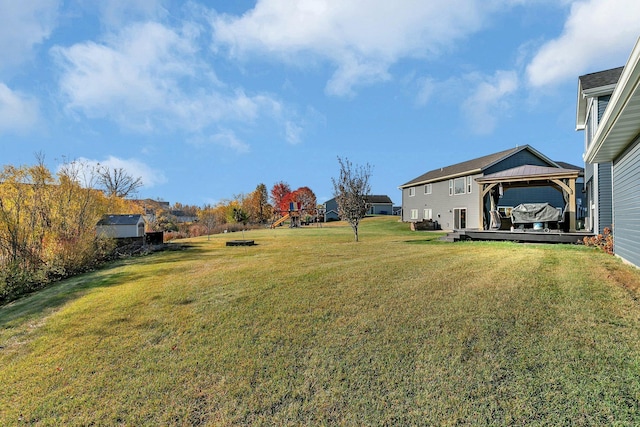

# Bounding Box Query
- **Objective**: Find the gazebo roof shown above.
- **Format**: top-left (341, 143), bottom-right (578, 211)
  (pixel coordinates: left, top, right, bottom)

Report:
top-left (476, 165), bottom-right (580, 183)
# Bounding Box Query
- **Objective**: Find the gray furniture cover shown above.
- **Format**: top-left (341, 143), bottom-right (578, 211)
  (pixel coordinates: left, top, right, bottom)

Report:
top-left (510, 203), bottom-right (562, 224)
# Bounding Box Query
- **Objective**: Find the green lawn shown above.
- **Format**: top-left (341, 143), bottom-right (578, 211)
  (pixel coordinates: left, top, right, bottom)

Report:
top-left (2, 216), bottom-right (640, 425)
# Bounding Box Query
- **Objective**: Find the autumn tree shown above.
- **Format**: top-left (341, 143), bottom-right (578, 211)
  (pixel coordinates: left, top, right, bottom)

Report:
top-left (270, 181), bottom-right (291, 216)
top-left (244, 183), bottom-right (272, 224)
top-left (97, 165), bottom-right (143, 198)
top-left (0, 156), bottom-right (133, 302)
top-left (295, 186), bottom-right (317, 217)
top-left (331, 157), bottom-right (372, 242)
top-left (198, 205), bottom-right (218, 239)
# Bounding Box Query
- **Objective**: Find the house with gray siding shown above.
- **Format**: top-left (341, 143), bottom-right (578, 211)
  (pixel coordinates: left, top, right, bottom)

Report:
top-left (399, 145), bottom-right (583, 231)
top-left (579, 37), bottom-right (640, 268)
top-left (576, 67), bottom-right (621, 233)
top-left (323, 195), bottom-right (394, 221)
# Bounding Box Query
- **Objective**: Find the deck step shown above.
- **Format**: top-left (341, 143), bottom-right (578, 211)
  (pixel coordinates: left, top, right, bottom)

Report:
top-left (439, 231), bottom-right (463, 242)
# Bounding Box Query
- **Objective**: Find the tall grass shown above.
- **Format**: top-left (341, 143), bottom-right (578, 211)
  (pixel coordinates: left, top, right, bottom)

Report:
top-left (2, 217), bottom-right (640, 425)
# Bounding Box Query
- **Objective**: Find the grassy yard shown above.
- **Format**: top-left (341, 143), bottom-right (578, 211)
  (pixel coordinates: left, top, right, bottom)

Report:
top-left (2, 216), bottom-right (640, 425)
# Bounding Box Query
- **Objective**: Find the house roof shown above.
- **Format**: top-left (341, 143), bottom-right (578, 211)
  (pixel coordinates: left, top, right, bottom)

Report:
top-left (96, 214), bottom-right (144, 226)
top-left (364, 195), bottom-right (393, 204)
top-left (585, 37), bottom-right (640, 163)
top-left (399, 145), bottom-right (556, 188)
top-left (554, 161), bottom-right (584, 174)
top-left (579, 67), bottom-right (624, 91)
top-left (476, 165), bottom-right (580, 183)
top-left (325, 195), bottom-right (393, 205)
top-left (576, 66), bottom-right (624, 129)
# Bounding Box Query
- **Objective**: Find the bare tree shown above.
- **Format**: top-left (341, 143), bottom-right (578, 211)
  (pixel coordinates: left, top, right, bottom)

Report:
top-left (97, 166), bottom-right (143, 198)
top-left (331, 157), bottom-right (372, 242)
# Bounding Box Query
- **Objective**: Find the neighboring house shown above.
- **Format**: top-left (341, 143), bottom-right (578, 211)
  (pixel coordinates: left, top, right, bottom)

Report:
top-left (96, 214), bottom-right (146, 238)
top-left (169, 210), bottom-right (198, 223)
top-left (399, 145), bottom-right (583, 231)
top-left (364, 195), bottom-right (393, 215)
top-left (576, 66), bottom-right (622, 234)
top-left (323, 195), bottom-right (394, 221)
top-left (579, 37), bottom-right (640, 268)
top-left (323, 198), bottom-right (340, 221)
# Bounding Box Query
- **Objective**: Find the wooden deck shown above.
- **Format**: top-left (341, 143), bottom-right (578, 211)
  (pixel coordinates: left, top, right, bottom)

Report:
top-left (441, 229), bottom-right (593, 244)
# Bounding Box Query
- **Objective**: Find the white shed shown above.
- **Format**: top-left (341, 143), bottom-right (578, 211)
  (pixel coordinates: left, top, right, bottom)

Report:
top-left (96, 214), bottom-right (145, 238)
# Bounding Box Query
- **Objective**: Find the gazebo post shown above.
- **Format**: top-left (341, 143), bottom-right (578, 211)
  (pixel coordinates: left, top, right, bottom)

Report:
top-left (568, 178), bottom-right (576, 232)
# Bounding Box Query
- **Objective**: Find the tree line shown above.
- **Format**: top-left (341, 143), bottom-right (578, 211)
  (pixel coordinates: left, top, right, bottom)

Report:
top-left (0, 156), bottom-right (141, 302)
top-left (0, 155), bottom-right (370, 303)
top-left (0, 156), bottom-right (320, 302)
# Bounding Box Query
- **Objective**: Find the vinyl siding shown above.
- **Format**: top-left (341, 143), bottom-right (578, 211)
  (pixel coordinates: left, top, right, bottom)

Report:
top-left (597, 162), bottom-right (613, 233)
top-left (402, 176), bottom-right (481, 229)
top-left (597, 95), bottom-right (611, 122)
top-left (612, 137), bottom-right (640, 268)
top-left (498, 187), bottom-right (565, 210)
top-left (484, 150), bottom-right (553, 175)
top-left (585, 161), bottom-right (594, 182)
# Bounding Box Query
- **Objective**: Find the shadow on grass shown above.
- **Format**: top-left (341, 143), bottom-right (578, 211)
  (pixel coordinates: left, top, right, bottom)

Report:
top-left (0, 244), bottom-right (210, 328)
top-left (404, 237), bottom-right (446, 244)
top-left (0, 268), bottom-right (147, 328)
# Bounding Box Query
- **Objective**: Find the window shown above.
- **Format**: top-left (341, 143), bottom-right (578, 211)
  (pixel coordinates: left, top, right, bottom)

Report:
top-left (424, 184), bottom-right (432, 195)
top-left (409, 187), bottom-right (415, 197)
top-left (467, 176), bottom-right (473, 193)
top-left (449, 180), bottom-right (453, 196)
top-left (454, 177), bottom-right (466, 195)
top-left (423, 209), bottom-right (432, 220)
top-left (410, 209), bottom-right (419, 220)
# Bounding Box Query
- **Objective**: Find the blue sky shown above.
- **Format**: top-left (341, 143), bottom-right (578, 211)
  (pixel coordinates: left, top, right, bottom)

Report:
top-left (1, 0), bottom-right (639, 206)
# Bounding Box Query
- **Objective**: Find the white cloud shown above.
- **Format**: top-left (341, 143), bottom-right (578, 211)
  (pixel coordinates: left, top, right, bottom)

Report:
top-left (285, 121), bottom-right (303, 145)
top-left (415, 77), bottom-right (436, 106)
top-left (527, 0), bottom-right (640, 87)
top-left (52, 21), bottom-right (283, 136)
top-left (75, 155), bottom-right (167, 188)
top-left (0, 0), bottom-right (59, 71)
top-left (209, 130), bottom-right (251, 153)
top-left (211, 0), bottom-right (501, 96)
top-left (96, 0), bottom-right (168, 28)
top-left (0, 83), bottom-right (39, 135)
top-left (462, 70), bottom-right (519, 134)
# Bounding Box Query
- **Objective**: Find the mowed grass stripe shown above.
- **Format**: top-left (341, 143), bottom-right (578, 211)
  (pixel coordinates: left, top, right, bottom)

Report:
top-left (2, 217), bottom-right (640, 425)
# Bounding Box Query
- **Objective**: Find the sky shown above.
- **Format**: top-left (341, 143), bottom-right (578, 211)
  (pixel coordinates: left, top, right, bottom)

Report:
top-left (1, 0), bottom-right (640, 206)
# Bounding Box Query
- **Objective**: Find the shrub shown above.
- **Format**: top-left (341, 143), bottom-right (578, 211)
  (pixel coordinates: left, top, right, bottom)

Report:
top-left (583, 226), bottom-right (613, 255)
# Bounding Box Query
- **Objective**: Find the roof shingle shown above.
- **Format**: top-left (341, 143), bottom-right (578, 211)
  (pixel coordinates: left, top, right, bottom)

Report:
top-left (579, 66), bottom-right (624, 91)
top-left (400, 145), bottom-right (533, 188)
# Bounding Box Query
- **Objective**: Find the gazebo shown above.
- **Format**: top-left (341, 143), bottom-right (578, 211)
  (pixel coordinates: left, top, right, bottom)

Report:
top-left (475, 165), bottom-right (580, 232)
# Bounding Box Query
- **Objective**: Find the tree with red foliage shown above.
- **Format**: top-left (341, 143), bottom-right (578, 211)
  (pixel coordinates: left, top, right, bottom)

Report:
top-left (270, 181), bottom-right (291, 215)
top-left (294, 186), bottom-right (317, 215)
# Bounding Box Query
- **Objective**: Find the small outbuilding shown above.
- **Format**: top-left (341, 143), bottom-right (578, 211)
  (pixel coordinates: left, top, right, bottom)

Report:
top-left (96, 214), bottom-right (146, 238)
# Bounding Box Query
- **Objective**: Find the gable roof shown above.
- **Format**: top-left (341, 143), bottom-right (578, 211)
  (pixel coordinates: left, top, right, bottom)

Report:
top-left (325, 195), bottom-right (393, 205)
top-left (364, 195), bottom-right (393, 204)
top-left (554, 161), bottom-right (584, 174)
top-left (576, 66), bottom-right (624, 129)
top-left (97, 214), bottom-right (144, 226)
top-left (579, 67), bottom-right (624, 91)
top-left (585, 37), bottom-right (640, 163)
top-left (399, 145), bottom-right (556, 188)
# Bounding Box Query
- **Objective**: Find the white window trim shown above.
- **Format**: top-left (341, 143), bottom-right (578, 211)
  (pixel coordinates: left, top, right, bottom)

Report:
top-left (467, 176), bottom-right (473, 193)
top-left (410, 209), bottom-right (419, 220)
top-left (424, 184), bottom-right (432, 195)
top-left (453, 177), bottom-right (466, 195)
top-left (449, 179), bottom-right (453, 196)
top-left (409, 187), bottom-right (415, 197)
top-left (423, 208), bottom-right (432, 220)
